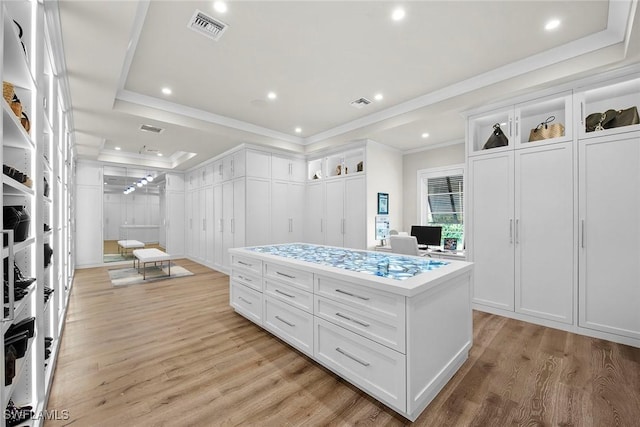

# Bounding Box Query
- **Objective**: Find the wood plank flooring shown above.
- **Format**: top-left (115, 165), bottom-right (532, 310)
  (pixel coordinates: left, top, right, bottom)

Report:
top-left (46, 259), bottom-right (640, 426)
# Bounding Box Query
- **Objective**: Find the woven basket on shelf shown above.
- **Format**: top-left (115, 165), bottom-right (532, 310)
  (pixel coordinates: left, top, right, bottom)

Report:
top-left (3, 81), bottom-right (15, 104)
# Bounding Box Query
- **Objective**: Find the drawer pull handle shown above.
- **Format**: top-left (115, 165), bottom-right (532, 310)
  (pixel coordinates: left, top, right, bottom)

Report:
top-left (238, 261), bottom-right (252, 267)
top-left (335, 312), bottom-right (370, 327)
top-left (275, 315), bottom-right (295, 327)
top-left (336, 347), bottom-right (370, 367)
top-left (237, 275), bottom-right (252, 282)
top-left (335, 289), bottom-right (370, 300)
top-left (276, 271), bottom-right (296, 279)
top-left (238, 296), bottom-right (252, 305)
top-left (275, 289), bottom-right (295, 298)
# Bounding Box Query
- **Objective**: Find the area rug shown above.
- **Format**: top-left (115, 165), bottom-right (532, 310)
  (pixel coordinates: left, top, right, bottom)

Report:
top-left (104, 253), bottom-right (133, 263)
top-left (108, 263), bottom-right (194, 286)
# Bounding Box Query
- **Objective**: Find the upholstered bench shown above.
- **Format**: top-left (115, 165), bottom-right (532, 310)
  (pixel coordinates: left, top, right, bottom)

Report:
top-left (117, 240), bottom-right (145, 256)
top-left (132, 248), bottom-right (171, 280)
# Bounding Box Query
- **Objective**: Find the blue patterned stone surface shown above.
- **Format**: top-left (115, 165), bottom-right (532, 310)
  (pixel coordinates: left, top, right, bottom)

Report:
top-left (247, 244), bottom-right (449, 281)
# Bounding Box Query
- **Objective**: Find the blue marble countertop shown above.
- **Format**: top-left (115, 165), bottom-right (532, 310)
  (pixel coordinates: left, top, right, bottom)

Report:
top-left (247, 243), bottom-right (449, 281)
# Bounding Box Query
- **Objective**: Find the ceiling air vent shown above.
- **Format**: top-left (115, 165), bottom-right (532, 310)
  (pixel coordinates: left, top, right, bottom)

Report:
top-left (350, 97), bottom-right (372, 109)
top-left (187, 10), bottom-right (228, 41)
top-left (139, 124), bottom-right (164, 134)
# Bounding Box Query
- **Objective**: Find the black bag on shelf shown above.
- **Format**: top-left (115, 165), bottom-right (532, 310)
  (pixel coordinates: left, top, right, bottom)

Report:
top-left (6, 317), bottom-right (35, 339)
top-left (5, 344), bottom-right (17, 386)
top-left (4, 331), bottom-right (28, 359)
top-left (44, 243), bottom-right (53, 268)
top-left (44, 176), bottom-right (50, 198)
top-left (482, 123), bottom-right (509, 150)
top-left (3, 206), bottom-right (31, 246)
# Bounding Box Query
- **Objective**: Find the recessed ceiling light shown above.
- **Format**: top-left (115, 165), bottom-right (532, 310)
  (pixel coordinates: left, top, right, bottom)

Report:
top-left (213, 1), bottom-right (227, 13)
top-left (161, 87), bottom-right (172, 95)
top-left (545, 19), bottom-right (561, 31)
top-left (295, 127), bottom-right (302, 133)
top-left (157, 153), bottom-right (163, 157)
top-left (421, 132), bottom-right (429, 139)
top-left (392, 7), bottom-right (406, 21)
top-left (267, 91), bottom-right (277, 100)
top-left (374, 93), bottom-right (384, 101)
top-left (115, 146), bottom-right (121, 151)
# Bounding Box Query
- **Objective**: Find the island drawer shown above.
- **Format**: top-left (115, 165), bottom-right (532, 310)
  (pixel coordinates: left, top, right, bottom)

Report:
top-left (315, 275), bottom-right (406, 321)
top-left (231, 269), bottom-right (262, 292)
top-left (264, 262), bottom-right (313, 292)
top-left (265, 278), bottom-right (313, 313)
top-left (314, 317), bottom-right (406, 412)
top-left (315, 295), bottom-right (405, 353)
top-left (231, 255), bottom-right (263, 275)
top-left (264, 295), bottom-right (313, 357)
top-left (230, 281), bottom-right (263, 325)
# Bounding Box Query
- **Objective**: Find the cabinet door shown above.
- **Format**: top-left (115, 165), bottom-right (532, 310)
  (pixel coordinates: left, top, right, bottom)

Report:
top-left (233, 179), bottom-right (246, 250)
top-left (325, 180), bottom-right (345, 247)
top-left (515, 144), bottom-right (573, 324)
top-left (579, 134), bottom-right (640, 339)
top-left (204, 186), bottom-right (214, 263)
top-left (198, 188), bottom-right (207, 261)
top-left (75, 185), bottom-right (103, 266)
top-left (290, 158), bottom-right (307, 182)
top-left (343, 177), bottom-right (366, 249)
top-left (246, 178), bottom-right (271, 246)
top-left (166, 173), bottom-right (184, 191)
top-left (166, 191), bottom-right (185, 255)
top-left (468, 152), bottom-right (515, 310)
top-left (271, 180), bottom-right (290, 243)
top-left (246, 150), bottom-right (271, 178)
top-left (213, 160), bottom-right (224, 184)
top-left (232, 150), bottom-right (246, 179)
top-left (271, 155), bottom-right (291, 181)
top-left (305, 182), bottom-right (325, 245)
top-left (213, 185), bottom-right (223, 267)
top-left (289, 182), bottom-right (306, 242)
top-left (185, 191), bottom-right (194, 257)
top-left (76, 162), bottom-right (102, 186)
top-left (222, 181), bottom-right (234, 268)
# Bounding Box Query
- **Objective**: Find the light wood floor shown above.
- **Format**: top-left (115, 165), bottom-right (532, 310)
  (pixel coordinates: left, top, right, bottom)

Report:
top-left (46, 259), bottom-right (640, 426)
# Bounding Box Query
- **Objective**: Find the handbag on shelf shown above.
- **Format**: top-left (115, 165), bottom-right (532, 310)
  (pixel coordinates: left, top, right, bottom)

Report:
top-left (10, 94), bottom-right (22, 118)
top-left (482, 123), bottom-right (509, 150)
top-left (528, 115), bottom-right (565, 142)
top-left (20, 112), bottom-right (30, 134)
top-left (3, 81), bottom-right (14, 105)
top-left (586, 106), bottom-right (639, 132)
top-left (3, 206), bottom-right (31, 246)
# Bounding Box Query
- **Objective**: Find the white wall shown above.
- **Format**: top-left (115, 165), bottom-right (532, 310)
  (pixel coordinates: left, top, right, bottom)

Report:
top-left (402, 142), bottom-right (465, 231)
top-left (366, 141), bottom-right (403, 248)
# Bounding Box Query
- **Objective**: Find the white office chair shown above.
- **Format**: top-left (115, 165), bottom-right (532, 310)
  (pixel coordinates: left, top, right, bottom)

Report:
top-left (389, 235), bottom-right (420, 256)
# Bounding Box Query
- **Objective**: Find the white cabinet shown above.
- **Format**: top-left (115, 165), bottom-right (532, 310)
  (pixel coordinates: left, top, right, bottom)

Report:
top-left (579, 132), bottom-right (640, 339)
top-left (468, 143), bottom-right (574, 323)
top-left (245, 150), bottom-right (271, 178)
top-left (198, 186), bottom-right (214, 264)
top-left (304, 182), bottom-right (325, 245)
top-left (324, 177), bottom-right (366, 249)
top-left (185, 191), bottom-right (197, 259)
top-left (271, 181), bottom-right (305, 244)
top-left (245, 178), bottom-right (271, 246)
top-left (272, 154), bottom-right (306, 182)
top-left (221, 179), bottom-right (245, 268)
top-left (165, 190), bottom-right (185, 256)
top-left (575, 74), bottom-right (640, 140)
top-left (75, 185), bottom-right (103, 266)
top-left (467, 92), bottom-right (572, 156)
top-left (75, 162), bottom-right (103, 186)
top-left (514, 144), bottom-right (574, 323)
top-left (165, 173), bottom-right (184, 191)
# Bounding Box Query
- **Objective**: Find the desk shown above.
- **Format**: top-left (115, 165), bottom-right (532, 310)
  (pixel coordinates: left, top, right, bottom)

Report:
top-left (374, 245), bottom-right (466, 261)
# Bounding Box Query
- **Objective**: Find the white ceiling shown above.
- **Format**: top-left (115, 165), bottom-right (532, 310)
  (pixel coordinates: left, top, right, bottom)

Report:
top-left (56, 0), bottom-right (640, 171)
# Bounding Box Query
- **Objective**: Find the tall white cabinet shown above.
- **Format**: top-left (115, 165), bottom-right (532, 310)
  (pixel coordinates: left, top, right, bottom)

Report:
top-left (467, 67), bottom-right (640, 347)
top-left (2, 0), bottom-right (75, 423)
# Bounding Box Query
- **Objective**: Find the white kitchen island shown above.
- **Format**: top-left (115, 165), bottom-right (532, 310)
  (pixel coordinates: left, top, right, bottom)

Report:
top-left (229, 243), bottom-right (473, 421)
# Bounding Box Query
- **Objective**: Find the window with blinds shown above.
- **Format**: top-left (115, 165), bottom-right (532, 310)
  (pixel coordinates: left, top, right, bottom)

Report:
top-left (419, 165), bottom-right (464, 249)
top-left (426, 174), bottom-right (463, 224)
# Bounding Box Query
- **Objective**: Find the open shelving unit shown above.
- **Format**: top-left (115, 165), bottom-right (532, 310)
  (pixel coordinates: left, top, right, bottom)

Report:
top-left (1, 1), bottom-right (74, 425)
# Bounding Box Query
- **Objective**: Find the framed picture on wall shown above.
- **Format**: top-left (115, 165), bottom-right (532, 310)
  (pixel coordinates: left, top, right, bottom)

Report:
top-left (377, 192), bottom-right (389, 215)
